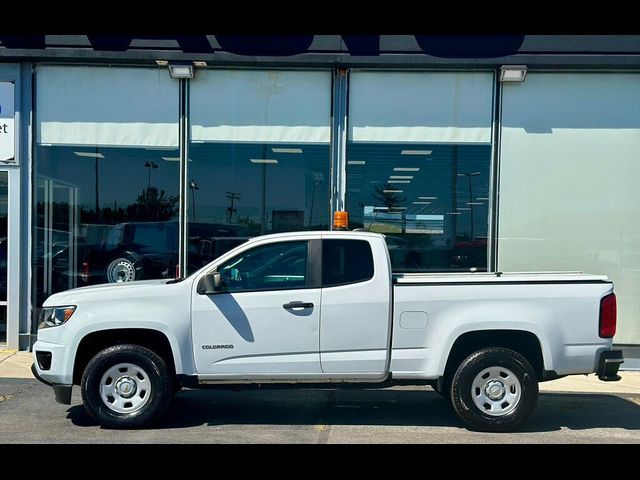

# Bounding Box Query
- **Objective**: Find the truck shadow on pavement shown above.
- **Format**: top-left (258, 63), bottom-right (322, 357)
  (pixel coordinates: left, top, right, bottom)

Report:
top-left (66, 389), bottom-right (640, 433)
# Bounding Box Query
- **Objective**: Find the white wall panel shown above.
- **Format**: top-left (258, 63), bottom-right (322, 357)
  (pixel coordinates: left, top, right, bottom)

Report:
top-left (499, 73), bottom-right (640, 343)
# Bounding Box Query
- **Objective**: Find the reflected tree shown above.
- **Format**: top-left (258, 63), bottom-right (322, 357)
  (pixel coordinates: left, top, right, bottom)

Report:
top-left (236, 215), bottom-right (261, 236)
top-left (75, 188), bottom-right (178, 224)
top-left (131, 187), bottom-right (178, 221)
top-left (371, 184), bottom-right (407, 209)
top-left (364, 184), bottom-right (408, 233)
top-left (236, 215), bottom-right (257, 226)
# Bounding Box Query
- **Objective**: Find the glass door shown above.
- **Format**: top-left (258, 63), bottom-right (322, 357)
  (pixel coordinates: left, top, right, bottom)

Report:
top-left (35, 176), bottom-right (78, 306)
top-left (0, 172), bottom-right (8, 344)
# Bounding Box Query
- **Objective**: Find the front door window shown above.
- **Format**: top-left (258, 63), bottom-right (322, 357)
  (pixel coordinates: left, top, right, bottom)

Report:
top-left (217, 241), bottom-right (308, 292)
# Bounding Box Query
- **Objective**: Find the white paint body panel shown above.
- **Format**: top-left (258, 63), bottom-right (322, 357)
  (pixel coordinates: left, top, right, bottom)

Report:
top-left (33, 279), bottom-right (194, 385)
top-left (33, 231), bottom-right (615, 387)
top-left (319, 233), bottom-right (392, 374)
top-left (191, 288), bottom-right (322, 374)
top-left (391, 279), bottom-right (613, 378)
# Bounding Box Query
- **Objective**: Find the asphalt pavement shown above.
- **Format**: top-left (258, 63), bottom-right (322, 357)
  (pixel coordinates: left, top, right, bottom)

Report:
top-left (1, 351), bottom-right (639, 443)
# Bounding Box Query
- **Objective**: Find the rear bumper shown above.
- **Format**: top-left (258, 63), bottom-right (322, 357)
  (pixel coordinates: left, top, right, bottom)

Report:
top-left (597, 349), bottom-right (624, 381)
top-left (31, 363), bottom-right (73, 405)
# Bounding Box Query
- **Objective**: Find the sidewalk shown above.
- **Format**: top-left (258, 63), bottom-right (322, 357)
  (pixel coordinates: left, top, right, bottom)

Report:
top-left (0, 350), bottom-right (34, 379)
top-left (539, 371), bottom-right (640, 394)
top-left (1, 349), bottom-right (638, 393)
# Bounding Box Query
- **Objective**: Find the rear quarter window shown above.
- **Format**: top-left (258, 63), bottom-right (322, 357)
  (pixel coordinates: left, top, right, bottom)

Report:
top-left (322, 239), bottom-right (374, 287)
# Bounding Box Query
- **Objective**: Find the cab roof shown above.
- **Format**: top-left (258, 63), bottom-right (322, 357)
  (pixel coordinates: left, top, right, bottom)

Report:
top-left (243, 230), bottom-right (384, 245)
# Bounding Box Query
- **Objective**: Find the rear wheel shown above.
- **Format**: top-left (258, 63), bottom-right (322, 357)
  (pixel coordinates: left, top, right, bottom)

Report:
top-left (450, 347), bottom-right (538, 432)
top-left (81, 344), bottom-right (173, 428)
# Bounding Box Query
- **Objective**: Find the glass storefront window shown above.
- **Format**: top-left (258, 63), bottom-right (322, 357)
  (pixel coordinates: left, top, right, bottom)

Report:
top-left (187, 70), bottom-right (332, 273)
top-left (346, 72), bottom-right (494, 272)
top-left (0, 172), bottom-right (7, 343)
top-left (33, 66), bottom-right (179, 310)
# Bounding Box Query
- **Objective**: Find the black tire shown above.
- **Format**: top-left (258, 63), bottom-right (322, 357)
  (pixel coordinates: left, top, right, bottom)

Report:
top-left (450, 347), bottom-right (538, 432)
top-left (81, 344), bottom-right (173, 429)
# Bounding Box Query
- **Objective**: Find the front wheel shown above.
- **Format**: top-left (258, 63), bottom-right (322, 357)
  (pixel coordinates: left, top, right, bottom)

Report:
top-left (451, 347), bottom-right (538, 432)
top-left (81, 344), bottom-right (173, 428)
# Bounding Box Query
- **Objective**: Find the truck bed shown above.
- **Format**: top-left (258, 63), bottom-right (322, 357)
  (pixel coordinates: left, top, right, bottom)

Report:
top-left (390, 271), bottom-right (613, 380)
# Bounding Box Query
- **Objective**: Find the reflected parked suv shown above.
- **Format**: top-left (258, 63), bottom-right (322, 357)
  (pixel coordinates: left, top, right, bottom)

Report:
top-left (188, 223), bottom-right (251, 272)
top-left (449, 238), bottom-right (488, 270)
top-left (81, 221), bottom-right (250, 284)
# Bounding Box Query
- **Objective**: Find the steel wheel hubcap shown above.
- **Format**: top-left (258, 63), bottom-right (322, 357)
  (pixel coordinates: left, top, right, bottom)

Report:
top-left (107, 259), bottom-right (136, 283)
top-left (485, 380), bottom-right (506, 400)
top-left (471, 366), bottom-right (521, 417)
top-left (99, 363), bottom-right (151, 414)
top-left (114, 377), bottom-right (137, 398)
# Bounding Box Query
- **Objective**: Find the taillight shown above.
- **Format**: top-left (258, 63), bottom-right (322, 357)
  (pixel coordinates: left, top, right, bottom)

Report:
top-left (599, 293), bottom-right (617, 338)
top-left (80, 262), bottom-right (89, 282)
top-left (175, 264), bottom-right (180, 278)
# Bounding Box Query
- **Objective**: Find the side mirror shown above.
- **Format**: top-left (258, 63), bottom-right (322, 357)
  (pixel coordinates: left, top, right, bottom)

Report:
top-left (197, 272), bottom-right (222, 295)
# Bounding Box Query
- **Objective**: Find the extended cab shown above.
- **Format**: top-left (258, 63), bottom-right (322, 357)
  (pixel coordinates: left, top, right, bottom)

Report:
top-left (31, 230), bottom-right (624, 432)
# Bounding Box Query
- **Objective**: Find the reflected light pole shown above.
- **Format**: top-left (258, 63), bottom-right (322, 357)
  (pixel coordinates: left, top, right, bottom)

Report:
top-left (308, 181), bottom-right (322, 229)
top-left (226, 191), bottom-right (241, 224)
top-left (144, 161), bottom-right (159, 194)
top-left (95, 146), bottom-right (100, 220)
top-left (457, 171), bottom-right (481, 240)
top-left (189, 180), bottom-right (199, 222)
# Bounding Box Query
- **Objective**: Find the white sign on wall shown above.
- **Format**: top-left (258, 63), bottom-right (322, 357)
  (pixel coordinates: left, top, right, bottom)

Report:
top-left (0, 82), bottom-right (15, 162)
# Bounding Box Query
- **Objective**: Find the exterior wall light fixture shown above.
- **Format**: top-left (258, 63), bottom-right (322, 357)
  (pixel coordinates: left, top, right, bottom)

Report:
top-left (500, 65), bottom-right (527, 83)
top-left (167, 62), bottom-right (194, 79)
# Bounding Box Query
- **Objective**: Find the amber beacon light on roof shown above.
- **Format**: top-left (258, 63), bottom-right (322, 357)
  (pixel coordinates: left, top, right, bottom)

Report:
top-left (333, 211), bottom-right (349, 230)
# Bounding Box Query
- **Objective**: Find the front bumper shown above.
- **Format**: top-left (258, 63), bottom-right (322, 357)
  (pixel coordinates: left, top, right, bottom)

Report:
top-left (597, 349), bottom-right (624, 381)
top-left (32, 337), bottom-right (75, 406)
top-left (32, 340), bottom-right (73, 385)
top-left (31, 364), bottom-right (73, 404)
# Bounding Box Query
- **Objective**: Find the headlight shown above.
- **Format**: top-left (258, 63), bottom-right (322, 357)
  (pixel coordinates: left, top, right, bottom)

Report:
top-left (38, 306), bottom-right (76, 329)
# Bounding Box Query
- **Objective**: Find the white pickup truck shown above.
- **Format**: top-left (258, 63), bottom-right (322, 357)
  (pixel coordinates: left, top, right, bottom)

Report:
top-left (32, 229), bottom-right (623, 432)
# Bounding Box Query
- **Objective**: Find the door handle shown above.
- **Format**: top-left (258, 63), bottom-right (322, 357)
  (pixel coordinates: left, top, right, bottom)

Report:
top-left (283, 301), bottom-right (314, 310)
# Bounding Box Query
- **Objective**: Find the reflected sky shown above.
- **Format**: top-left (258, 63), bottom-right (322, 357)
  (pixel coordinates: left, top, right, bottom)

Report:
top-left (187, 142), bottom-right (330, 233)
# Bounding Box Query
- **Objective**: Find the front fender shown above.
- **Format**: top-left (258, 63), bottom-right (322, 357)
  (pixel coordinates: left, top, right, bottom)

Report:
top-left (70, 321), bottom-right (187, 375)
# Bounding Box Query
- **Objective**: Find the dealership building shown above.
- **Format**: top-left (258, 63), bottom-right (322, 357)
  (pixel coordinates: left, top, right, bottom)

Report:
top-left (0, 35), bottom-right (639, 367)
